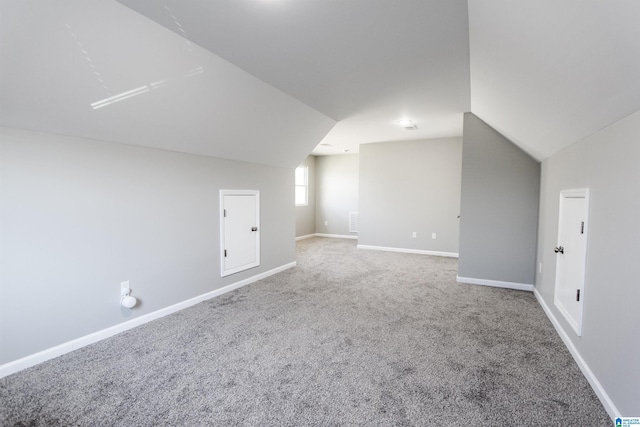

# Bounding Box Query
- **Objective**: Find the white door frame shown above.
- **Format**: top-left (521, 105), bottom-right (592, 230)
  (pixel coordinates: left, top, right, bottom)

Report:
top-left (554, 188), bottom-right (590, 336)
top-left (220, 190), bottom-right (260, 277)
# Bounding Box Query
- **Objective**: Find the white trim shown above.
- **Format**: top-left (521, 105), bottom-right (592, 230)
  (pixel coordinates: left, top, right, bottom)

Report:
top-left (315, 233), bottom-right (358, 240)
top-left (533, 288), bottom-right (618, 421)
top-left (358, 244), bottom-right (458, 258)
top-left (456, 275), bottom-right (533, 292)
top-left (559, 188), bottom-right (591, 199)
top-left (0, 262), bottom-right (296, 379)
top-left (295, 234), bottom-right (316, 241)
top-left (295, 233), bottom-right (357, 241)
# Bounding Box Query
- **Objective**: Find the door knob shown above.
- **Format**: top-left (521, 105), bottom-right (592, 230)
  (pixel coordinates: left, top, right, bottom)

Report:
top-left (554, 246), bottom-right (564, 254)
top-left (251, 227), bottom-right (258, 232)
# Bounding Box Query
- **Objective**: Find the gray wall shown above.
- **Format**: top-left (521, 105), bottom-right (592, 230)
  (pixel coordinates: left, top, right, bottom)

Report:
top-left (358, 139), bottom-right (462, 253)
top-left (458, 113), bottom-right (540, 284)
top-left (0, 127), bottom-right (295, 365)
top-left (536, 109), bottom-right (640, 415)
top-left (295, 155), bottom-right (316, 238)
top-left (315, 154), bottom-right (359, 236)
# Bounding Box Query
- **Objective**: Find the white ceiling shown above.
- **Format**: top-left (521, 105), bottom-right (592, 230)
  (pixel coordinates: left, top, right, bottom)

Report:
top-left (2, 1), bottom-right (640, 164)
top-left (469, 0), bottom-right (640, 160)
top-left (116, 0), bottom-right (471, 156)
top-left (0, 0), bottom-right (335, 168)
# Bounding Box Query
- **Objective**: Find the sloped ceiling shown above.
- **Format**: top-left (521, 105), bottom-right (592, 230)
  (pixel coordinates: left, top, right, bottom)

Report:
top-left (116, 0), bottom-right (471, 156)
top-left (2, 1), bottom-right (639, 164)
top-left (469, 0), bottom-right (640, 160)
top-left (0, 0), bottom-right (335, 168)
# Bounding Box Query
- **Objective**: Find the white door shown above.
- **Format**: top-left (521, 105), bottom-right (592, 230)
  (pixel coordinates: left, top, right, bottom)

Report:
top-left (554, 189), bottom-right (589, 336)
top-left (220, 190), bottom-right (260, 277)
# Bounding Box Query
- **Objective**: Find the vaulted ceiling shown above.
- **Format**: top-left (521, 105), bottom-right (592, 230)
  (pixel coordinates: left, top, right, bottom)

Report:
top-left (469, 0), bottom-right (640, 160)
top-left (116, 0), bottom-right (471, 156)
top-left (2, 1), bottom-right (639, 167)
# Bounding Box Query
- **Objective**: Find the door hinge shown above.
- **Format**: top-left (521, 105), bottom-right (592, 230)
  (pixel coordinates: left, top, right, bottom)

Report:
top-left (224, 249), bottom-right (227, 257)
top-left (580, 221), bottom-right (584, 234)
top-left (224, 209), bottom-right (227, 217)
top-left (576, 289), bottom-right (580, 302)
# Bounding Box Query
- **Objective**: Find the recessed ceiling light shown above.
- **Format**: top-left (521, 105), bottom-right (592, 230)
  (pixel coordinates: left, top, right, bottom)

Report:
top-left (398, 119), bottom-right (418, 130)
top-left (398, 119), bottom-right (417, 130)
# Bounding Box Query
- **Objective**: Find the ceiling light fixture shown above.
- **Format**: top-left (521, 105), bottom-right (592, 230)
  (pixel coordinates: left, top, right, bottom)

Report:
top-left (398, 119), bottom-right (417, 130)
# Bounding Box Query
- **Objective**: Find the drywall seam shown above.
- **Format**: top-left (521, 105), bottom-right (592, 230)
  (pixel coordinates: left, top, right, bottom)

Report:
top-left (0, 262), bottom-right (296, 379)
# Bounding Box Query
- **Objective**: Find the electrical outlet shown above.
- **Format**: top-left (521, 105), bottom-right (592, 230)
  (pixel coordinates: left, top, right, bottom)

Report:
top-left (121, 280), bottom-right (130, 295)
top-left (539, 262), bottom-right (542, 273)
top-left (432, 233), bottom-right (437, 240)
top-left (324, 221), bottom-right (328, 226)
top-left (412, 232), bottom-right (417, 238)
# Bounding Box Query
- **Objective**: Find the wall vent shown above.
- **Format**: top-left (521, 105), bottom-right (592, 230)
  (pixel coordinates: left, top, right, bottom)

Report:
top-left (349, 212), bottom-right (359, 233)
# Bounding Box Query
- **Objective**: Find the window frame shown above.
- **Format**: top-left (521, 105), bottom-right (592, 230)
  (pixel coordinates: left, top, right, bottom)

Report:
top-left (295, 165), bottom-right (308, 206)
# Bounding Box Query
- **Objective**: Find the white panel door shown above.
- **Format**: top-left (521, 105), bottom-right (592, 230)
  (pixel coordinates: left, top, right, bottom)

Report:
top-left (554, 189), bottom-right (589, 336)
top-left (220, 190), bottom-right (260, 277)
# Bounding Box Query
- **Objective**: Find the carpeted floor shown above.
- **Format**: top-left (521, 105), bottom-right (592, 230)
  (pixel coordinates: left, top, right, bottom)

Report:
top-left (0, 237), bottom-right (611, 426)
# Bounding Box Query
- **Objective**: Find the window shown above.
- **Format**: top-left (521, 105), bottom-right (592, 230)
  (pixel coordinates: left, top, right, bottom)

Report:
top-left (295, 165), bottom-right (308, 206)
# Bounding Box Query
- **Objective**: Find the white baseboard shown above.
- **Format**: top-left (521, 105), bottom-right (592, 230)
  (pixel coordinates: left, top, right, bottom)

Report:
top-left (533, 289), bottom-right (618, 421)
top-left (315, 233), bottom-right (358, 240)
top-left (295, 234), bottom-right (316, 241)
top-left (0, 262), bottom-right (296, 379)
top-left (456, 275), bottom-right (533, 292)
top-left (357, 244), bottom-right (458, 258)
